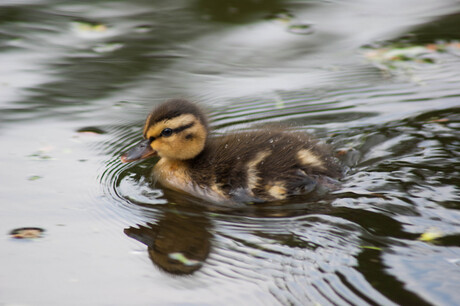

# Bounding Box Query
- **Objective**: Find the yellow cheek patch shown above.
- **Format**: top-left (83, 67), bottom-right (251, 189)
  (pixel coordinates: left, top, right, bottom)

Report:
top-left (145, 116), bottom-right (207, 160)
top-left (297, 149), bottom-right (325, 169)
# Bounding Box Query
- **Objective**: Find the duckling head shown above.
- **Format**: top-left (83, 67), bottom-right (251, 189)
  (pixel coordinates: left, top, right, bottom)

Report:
top-left (121, 99), bottom-right (208, 162)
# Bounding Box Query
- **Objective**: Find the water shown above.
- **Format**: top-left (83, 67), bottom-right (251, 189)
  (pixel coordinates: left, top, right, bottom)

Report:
top-left (1, 0), bottom-right (460, 305)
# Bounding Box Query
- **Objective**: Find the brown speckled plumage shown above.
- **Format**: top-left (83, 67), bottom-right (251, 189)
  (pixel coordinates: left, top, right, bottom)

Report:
top-left (122, 99), bottom-right (342, 203)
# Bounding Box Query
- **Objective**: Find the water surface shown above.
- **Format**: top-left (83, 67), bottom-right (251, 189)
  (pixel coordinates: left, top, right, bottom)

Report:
top-left (1, 0), bottom-right (460, 305)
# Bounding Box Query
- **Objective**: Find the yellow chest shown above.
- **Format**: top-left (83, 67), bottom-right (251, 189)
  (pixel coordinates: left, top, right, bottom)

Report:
top-left (153, 158), bottom-right (230, 202)
top-left (153, 159), bottom-right (192, 191)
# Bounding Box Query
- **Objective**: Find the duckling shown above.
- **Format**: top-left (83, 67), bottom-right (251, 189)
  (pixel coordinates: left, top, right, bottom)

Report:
top-left (121, 99), bottom-right (342, 203)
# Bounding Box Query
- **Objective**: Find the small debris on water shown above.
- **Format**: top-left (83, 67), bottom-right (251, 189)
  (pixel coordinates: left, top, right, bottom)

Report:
top-left (427, 118), bottom-right (449, 123)
top-left (10, 227), bottom-right (45, 239)
top-left (92, 42), bottom-right (123, 53)
top-left (287, 23), bottom-right (315, 35)
top-left (363, 41), bottom-right (460, 71)
top-left (265, 11), bottom-right (294, 22)
top-left (76, 127), bottom-right (107, 135)
top-left (134, 24), bottom-right (153, 33)
top-left (360, 245), bottom-right (383, 251)
top-left (71, 21), bottom-right (108, 33)
top-left (419, 227), bottom-right (444, 242)
top-left (266, 10), bottom-right (314, 35)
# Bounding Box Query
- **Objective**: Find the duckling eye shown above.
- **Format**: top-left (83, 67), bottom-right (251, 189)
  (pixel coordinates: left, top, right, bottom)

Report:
top-left (161, 128), bottom-right (173, 137)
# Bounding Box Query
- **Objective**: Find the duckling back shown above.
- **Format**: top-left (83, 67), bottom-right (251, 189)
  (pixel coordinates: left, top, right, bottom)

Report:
top-left (186, 130), bottom-right (342, 202)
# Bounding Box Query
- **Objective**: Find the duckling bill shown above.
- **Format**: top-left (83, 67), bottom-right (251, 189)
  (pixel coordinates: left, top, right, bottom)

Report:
top-left (121, 99), bottom-right (342, 203)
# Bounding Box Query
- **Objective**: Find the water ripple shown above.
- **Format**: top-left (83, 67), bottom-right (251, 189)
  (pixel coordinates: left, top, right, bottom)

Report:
top-left (95, 85), bottom-right (460, 304)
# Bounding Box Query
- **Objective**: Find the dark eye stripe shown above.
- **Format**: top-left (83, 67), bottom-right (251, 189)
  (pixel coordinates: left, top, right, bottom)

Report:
top-left (170, 122), bottom-right (194, 135)
top-left (145, 122), bottom-right (195, 140)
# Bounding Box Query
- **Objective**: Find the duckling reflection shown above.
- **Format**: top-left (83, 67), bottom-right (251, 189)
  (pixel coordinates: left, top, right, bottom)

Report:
top-left (124, 210), bottom-right (212, 275)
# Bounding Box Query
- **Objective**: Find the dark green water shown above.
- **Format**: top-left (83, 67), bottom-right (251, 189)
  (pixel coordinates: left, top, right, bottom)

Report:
top-left (1, 0), bottom-right (460, 305)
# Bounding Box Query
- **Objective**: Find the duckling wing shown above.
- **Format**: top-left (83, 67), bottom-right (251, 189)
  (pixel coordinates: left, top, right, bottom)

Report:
top-left (190, 130), bottom-right (341, 202)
